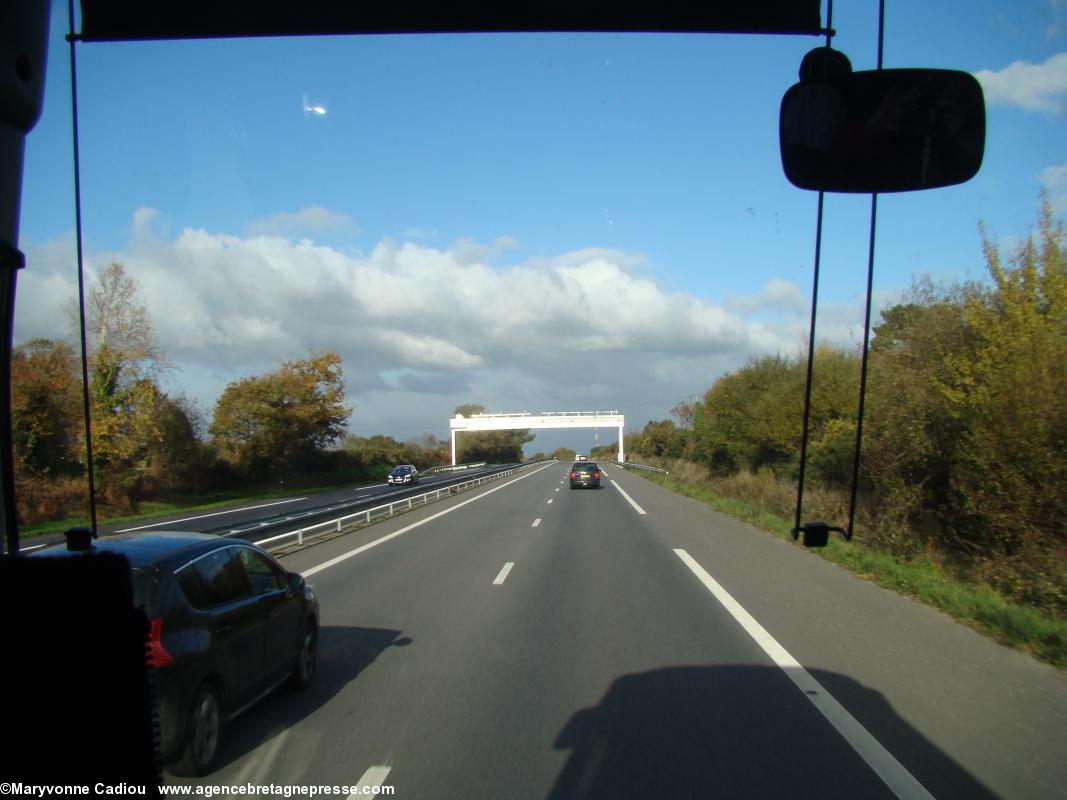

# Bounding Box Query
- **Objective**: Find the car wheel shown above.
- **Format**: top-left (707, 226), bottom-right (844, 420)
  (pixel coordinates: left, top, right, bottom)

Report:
top-left (171, 682), bottom-right (221, 777)
top-left (287, 619), bottom-right (317, 690)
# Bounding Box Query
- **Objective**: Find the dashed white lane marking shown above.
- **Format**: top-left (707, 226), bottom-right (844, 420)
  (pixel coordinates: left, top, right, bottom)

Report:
top-left (547, 499), bottom-right (554, 504)
top-left (673, 549), bottom-right (934, 800)
top-left (116, 497), bottom-right (309, 532)
top-left (555, 488), bottom-right (560, 492)
top-left (611, 480), bottom-right (647, 515)
top-left (302, 463), bottom-right (557, 578)
top-left (532, 518), bottom-right (541, 527)
top-left (350, 766), bottom-right (392, 799)
top-left (493, 562), bottom-right (515, 585)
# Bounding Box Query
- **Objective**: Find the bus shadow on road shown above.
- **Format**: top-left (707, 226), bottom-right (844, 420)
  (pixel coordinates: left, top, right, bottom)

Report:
top-left (203, 625), bottom-right (410, 773)
top-left (546, 664), bottom-right (999, 800)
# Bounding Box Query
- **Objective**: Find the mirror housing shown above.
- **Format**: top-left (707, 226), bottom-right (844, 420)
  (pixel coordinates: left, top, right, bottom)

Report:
top-left (790, 521), bottom-right (849, 548)
top-left (780, 68), bottom-right (985, 193)
top-left (288, 572), bottom-right (306, 593)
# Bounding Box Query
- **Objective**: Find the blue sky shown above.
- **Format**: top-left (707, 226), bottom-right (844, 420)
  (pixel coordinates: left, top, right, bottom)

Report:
top-left (15, 1), bottom-right (1067, 456)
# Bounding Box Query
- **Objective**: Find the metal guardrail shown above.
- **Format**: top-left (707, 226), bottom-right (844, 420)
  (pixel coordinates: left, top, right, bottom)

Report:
top-left (261, 461), bottom-right (541, 549)
top-left (615, 460), bottom-right (669, 475)
top-left (424, 462), bottom-right (487, 474)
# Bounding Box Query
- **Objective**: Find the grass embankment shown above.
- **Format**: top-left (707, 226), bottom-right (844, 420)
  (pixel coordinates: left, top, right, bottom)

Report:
top-left (627, 459), bottom-right (1067, 670)
top-left (18, 471), bottom-right (394, 540)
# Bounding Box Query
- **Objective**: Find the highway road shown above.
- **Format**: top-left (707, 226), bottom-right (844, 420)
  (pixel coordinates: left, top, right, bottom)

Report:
top-left (13, 465), bottom-right (519, 552)
top-left (167, 461), bottom-right (1067, 799)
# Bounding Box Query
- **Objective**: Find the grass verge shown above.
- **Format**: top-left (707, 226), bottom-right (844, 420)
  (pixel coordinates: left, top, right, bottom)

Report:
top-left (632, 467), bottom-right (1067, 670)
top-left (17, 480), bottom-right (381, 540)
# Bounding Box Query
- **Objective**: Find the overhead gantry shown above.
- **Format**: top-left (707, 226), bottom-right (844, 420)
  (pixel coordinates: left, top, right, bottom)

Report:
top-left (448, 411), bottom-right (625, 465)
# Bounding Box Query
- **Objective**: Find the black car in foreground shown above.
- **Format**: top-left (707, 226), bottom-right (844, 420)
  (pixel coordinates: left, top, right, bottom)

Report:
top-left (570, 461), bottom-right (602, 489)
top-left (32, 532), bottom-right (319, 776)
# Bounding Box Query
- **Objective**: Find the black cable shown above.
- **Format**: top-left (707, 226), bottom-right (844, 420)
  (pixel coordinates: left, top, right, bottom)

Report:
top-left (68, 0), bottom-right (98, 536)
top-left (791, 0), bottom-right (834, 539)
top-left (793, 190), bottom-right (825, 537)
top-left (845, 0), bottom-right (886, 541)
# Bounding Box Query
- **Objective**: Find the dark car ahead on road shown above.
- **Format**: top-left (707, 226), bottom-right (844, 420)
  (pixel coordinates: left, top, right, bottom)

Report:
top-left (388, 464), bottom-right (419, 485)
top-left (570, 461), bottom-right (602, 489)
top-left (32, 532), bottom-right (319, 777)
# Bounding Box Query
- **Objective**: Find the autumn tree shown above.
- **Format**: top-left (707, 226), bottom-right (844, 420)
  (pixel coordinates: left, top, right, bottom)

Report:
top-left (640, 419), bottom-right (685, 458)
top-left (210, 351), bottom-right (350, 480)
top-left (10, 339), bottom-right (88, 523)
top-left (341, 434), bottom-right (421, 469)
top-left (63, 261), bottom-right (199, 508)
top-left (670, 400), bottom-right (695, 430)
top-left (865, 197), bottom-right (1067, 580)
top-left (11, 339), bottom-right (82, 478)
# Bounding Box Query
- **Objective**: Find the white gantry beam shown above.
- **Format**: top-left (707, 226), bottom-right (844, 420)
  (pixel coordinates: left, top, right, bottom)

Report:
top-left (448, 411), bottom-right (625, 465)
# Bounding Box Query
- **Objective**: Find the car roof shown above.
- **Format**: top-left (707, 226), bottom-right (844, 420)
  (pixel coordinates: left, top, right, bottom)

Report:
top-left (30, 531), bottom-right (248, 569)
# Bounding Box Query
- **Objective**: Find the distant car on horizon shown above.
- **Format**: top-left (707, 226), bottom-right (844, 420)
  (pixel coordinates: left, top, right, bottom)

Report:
top-left (570, 461), bottom-right (601, 489)
top-left (388, 464), bottom-right (419, 485)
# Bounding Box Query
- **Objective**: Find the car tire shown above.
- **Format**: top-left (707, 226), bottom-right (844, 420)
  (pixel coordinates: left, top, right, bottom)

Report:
top-left (171, 682), bottom-right (221, 777)
top-left (286, 619), bottom-right (317, 690)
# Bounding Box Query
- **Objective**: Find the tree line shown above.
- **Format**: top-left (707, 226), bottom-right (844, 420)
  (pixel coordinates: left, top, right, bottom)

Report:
top-left (614, 199), bottom-right (1066, 614)
top-left (11, 263), bottom-right (533, 525)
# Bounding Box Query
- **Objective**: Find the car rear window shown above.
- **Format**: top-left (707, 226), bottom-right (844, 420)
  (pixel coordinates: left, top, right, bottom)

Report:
top-left (573, 463), bottom-right (598, 473)
top-left (183, 548), bottom-right (252, 608)
top-left (174, 565), bottom-right (204, 608)
top-left (130, 567), bottom-right (162, 617)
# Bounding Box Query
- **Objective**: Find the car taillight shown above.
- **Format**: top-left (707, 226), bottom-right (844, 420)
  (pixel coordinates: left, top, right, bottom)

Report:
top-left (593, 471), bottom-right (600, 479)
top-left (146, 618), bottom-right (175, 668)
top-left (570, 471), bottom-right (577, 479)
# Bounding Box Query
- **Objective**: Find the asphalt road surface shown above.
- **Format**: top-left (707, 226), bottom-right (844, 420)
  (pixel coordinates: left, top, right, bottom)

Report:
top-left (166, 462), bottom-right (1067, 799)
top-left (15, 465), bottom-right (514, 551)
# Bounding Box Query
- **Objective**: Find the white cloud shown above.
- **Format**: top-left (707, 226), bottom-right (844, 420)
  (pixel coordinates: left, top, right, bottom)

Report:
top-left (131, 206), bottom-right (166, 239)
top-left (1040, 161), bottom-right (1067, 212)
top-left (974, 52), bottom-right (1067, 114)
top-left (244, 206), bottom-right (358, 238)
top-left (723, 277), bottom-right (807, 315)
top-left (15, 214), bottom-right (873, 435)
top-left (493, 235), bottom-right (519, 254)
top-left (402, 227), bottom-right (438, 241)
top-left (1048, 0), bottom-right (1066, 38)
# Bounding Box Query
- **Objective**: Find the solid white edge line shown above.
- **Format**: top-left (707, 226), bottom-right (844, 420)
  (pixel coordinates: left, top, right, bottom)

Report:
top-left (672, 548), bottom-right (934, 800)
top-left (493, 562), bottom-right (515, 585)
top-left (301, 463), bottom-right (556, 578)
top-left (532, 518), bottom-right (541, 527)
top-left (351, 765), bottom-right (392, 798)
top-left (116, 496), bottom-right (309, 532)
top-left (610, 480), bottom-right (647, 515)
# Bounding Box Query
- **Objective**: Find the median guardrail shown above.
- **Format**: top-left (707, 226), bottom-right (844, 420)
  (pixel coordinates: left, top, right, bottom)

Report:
top-left (614, 460), bottom-right (669, 475)
top-left (261, 460), bottom-right (549, 552)
top-left (424, 462), bottom-right (487, 474)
